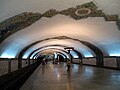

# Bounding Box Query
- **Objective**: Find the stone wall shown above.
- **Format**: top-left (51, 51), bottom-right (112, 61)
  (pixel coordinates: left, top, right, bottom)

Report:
top-left (82, 58), bottom-right (96, 65)
top-left (0, 58), bottom-right (36, 76)
top-left (0, 60), bottom-right (8, 76)
top-left (11, 60), bottom-right (18, 72)
top-left (72, 58), bottom-right (80, 64)
top-left (104, 57), bottom-right (117, 68)
top-left (82, 57), bottom-right (119, 68)
top-left (22, 60), bottom-right (28, 68)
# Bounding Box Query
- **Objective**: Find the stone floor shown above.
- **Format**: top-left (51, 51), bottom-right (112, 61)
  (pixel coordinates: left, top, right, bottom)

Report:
top-left (20, 61), bottom-right (120, 90)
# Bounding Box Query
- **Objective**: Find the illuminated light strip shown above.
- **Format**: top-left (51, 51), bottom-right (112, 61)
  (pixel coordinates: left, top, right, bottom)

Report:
top-left (0, 53), bottom-right (14, 58)
top-left (84, 54), bottom-right (93, 57)
top-left (109, 54), bottom-right (120, 56)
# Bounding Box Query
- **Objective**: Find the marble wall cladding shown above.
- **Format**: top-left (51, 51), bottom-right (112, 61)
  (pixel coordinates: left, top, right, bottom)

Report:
top-left (104, 58), bottom-right (117, 68)
top-left (116, 57), bottom-right (120, 69)
top-left (22, 60), bottom-right (28, 68)
top-left (11, 60), bottom-right (18, 72)
top-left (0, 60), bottom-right (8, 76)
top-left (82, 58), bottom-right (96, 65)
top-left (0, 59), bottom-right (37, 76)
top-left (73, 59), bottom-right (80, 63)
top-left (30, 60), bottom-right (34, 65)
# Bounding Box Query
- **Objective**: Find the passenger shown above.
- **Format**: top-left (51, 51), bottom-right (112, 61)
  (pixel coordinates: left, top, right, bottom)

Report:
top-left (45, 59), bottom-right (48, 64)
top-left (67, 60), bottom-right (71, 71)
top-left (42, 59), bottom-right (46, 65)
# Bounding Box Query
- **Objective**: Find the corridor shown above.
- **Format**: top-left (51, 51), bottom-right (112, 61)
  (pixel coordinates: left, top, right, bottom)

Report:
top-left (20, 62), bottom-right (120, 90)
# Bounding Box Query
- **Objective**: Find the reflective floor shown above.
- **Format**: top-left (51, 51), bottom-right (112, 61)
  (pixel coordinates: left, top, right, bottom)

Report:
top-left (20, 61), bottom-right (120, 90)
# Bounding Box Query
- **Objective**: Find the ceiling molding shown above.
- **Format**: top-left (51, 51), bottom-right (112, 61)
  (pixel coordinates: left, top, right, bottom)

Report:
top-left (0, 2), bottom-right (120, 43)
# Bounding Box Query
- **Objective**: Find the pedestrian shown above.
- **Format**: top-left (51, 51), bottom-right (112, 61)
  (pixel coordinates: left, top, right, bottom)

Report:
top-left (67, 60), bottom-right (71, 71)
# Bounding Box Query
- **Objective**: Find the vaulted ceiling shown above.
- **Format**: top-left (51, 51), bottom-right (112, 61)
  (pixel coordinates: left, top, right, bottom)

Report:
top-left (0, 0), bottom-right (120, 59)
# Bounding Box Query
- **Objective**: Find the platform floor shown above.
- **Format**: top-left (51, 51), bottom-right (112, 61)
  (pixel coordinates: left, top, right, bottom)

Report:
top-left (20, 62), bottom-right (120, 90)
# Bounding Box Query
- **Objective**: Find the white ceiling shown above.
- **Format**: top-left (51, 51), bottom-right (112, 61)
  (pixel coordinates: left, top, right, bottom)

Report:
top-left (0, 0), bottom-right (120, 22)
top-left (0, 0), bottom-right (120, 58)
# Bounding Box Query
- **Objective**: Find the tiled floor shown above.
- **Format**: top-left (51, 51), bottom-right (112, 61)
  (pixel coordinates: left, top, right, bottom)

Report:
top-left (20, 61), bottom-right (120, 90)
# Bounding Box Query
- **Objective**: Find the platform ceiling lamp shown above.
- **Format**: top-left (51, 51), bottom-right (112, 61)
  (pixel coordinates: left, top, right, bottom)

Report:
top-left (64, 47), bottom-right (74, 54)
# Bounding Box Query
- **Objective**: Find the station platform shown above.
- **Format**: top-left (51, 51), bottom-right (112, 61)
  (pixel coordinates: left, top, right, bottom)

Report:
top-left (20, 61), bottom-right (120, 90)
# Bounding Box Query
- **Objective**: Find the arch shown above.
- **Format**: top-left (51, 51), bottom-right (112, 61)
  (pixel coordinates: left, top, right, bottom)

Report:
top-left (33, 50), bottom-right (67, 60)
top-left (26, 45), bottom-right (81, 59)
top-left (18, 36), bottom-right (103, 68)
top-left (27, 47), bottom-right (71, 65)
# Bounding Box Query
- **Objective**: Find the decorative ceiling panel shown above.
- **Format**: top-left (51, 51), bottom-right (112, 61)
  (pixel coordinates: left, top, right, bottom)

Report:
top-left (0, 2), bottom-right (120, 43)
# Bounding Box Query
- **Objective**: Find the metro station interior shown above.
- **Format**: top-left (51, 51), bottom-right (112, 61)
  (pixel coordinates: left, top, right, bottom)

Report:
top-left (0, 0), bottom-right (120, 90)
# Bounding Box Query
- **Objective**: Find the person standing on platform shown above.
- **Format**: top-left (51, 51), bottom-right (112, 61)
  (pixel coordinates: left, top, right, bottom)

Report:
top-left (67, 60), bottom-right (71, 71)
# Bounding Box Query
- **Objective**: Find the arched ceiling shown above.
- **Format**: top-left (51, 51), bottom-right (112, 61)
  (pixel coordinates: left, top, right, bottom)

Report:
top-left (24, 46), bottom-right (81, 59)
top-left (22, 39), bottom-right (95, 59)
top-left (0, 0), bottom-right (120, 59)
